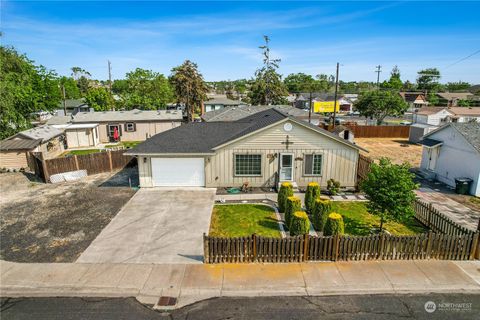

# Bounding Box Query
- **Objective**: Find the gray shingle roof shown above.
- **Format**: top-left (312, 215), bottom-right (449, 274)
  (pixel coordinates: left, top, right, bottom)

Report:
top-left (126, 108), bottom-right (363, 155)
top-left (17, 125), bottom-right (64, 142)
top-left (204, 96), bottom-right (247, 106)
top-left (202, 105), bottom-right (321, 122)
top-left (46, 115), bottom-right (72, 125)
top-left (451, 122), bottom-right (480, 153)
top-left (73, 109), bottom-right (183, 123)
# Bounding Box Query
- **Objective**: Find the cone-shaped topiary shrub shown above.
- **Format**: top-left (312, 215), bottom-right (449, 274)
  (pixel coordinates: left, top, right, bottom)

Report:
top-left (285, 196), bottom-right (302, 229)
top-left (312, 198), bottom-right (332, 232)
top-left (277, 182), bottom-right (294, 212)
top-left (324, 212), bottom-right (345, 236)
top-left (304, 182), bottom-right (321, 213)
top-left (289, 211), bottom-right (311, 236)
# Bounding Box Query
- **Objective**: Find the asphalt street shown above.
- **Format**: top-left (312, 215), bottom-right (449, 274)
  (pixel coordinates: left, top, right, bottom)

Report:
top-left (1, 293), bottom-right (479, 320)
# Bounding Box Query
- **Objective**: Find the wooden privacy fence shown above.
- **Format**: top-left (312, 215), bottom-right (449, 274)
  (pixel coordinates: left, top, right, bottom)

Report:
top-left (346, 125), bottom-right (410, 138)
top-left (414, 199), bottom-right (478, 236)
top-left (32, 150), bottom-right (135, 182)
top-left (203, 232), bottom-right (479, 264)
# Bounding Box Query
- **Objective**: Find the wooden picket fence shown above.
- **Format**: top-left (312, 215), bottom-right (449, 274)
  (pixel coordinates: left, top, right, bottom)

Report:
top-left (203, 232), bottom-right (479, 264)
top-left (414, 199), bottom-right (477, 237)
top-left (31, 150), bottom-right (135, 182)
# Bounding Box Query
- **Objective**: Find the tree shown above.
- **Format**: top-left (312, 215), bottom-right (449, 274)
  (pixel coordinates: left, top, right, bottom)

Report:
top-left (427, 92), bottom-right (440, 106)
top-left (71, 67), bottom-right (91, 81)
top-left (84, 87), bottom-right (113, 111)
top-left (59, 76), bottom-right (81, 99)
top-left (77, 76), bottom-right (90, 96)
top-left (248, 36), bottom-right (288, 105)
top-left (354, 90), bottom-right (408, 125)
top-left (170, 60), bottom-right (208, 122)
top-left (457, 99), bottom-right (471, 107)
top-left (284, 73), bottom-right (315, 93)
top-left (112, 79), bottom-right (129, 95)
top-left (417, 68), bottom-right (441, 91)
top-left (360, 158), bottom-right (417, 232)
top-left (446, 81), bottom-right (471, 92)
top-left (381, 66), bottom-right (403, 90)
top-left (124, 68), bottom-right (173, 110)
top-left (0, 46), bottom-right (61, 139)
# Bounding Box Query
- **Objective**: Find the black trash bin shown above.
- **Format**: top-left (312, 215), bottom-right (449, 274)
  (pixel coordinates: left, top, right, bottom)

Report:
top-left (454, 178), bottom-right (473, 195)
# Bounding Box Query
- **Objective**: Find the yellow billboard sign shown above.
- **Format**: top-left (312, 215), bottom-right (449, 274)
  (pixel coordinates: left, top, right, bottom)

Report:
top-left (313, 101), bottom-right (340, 113)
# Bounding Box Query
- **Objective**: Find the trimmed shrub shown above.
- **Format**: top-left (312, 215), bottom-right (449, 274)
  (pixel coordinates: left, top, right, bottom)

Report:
top-left (277, 182), bottom-right (294, 212)
top-left (312, 198), bottom-right (332, 232)
top-left (324, 212), bottom-right (345, 236)
top-left (327, 179), bottom-right (341, 195)
top-left (289, 211), bottom-right (311, 236)
top-left (285, 196), bottom-right (302, 229)
top-left (304, 182), bottom-right (320, 213)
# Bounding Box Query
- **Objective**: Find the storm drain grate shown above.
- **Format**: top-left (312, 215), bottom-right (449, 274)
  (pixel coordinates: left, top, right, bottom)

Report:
top-left (157, 296), bottom-right (177, 307)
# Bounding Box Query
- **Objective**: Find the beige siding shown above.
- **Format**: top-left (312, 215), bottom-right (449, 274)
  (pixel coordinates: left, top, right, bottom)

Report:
top-left (97, 121), bottom-right (181, 143)
top-left (66, 128), bottom-right (98, 148)
top-left (0, 151), bottom-right (29, 169)
top-left (205, 121), bottom-right (358, 188)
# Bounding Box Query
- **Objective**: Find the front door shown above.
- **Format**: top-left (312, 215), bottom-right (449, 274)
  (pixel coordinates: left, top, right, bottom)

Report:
top-left (279, 153), bottom-right (294, 181)
top-left (427, 147), bottom-right (439, 171)
top-left (107, 124), bottom-right (120, 142)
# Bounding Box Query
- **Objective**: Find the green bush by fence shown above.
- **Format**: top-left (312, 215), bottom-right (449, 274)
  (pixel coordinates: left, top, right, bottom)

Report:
top-left (290, 211), bottom-right (311, 236)
top-left (305, 182), bottom-right (320, 213)
top-left (325, 212), bottom-right (345, 236)
top-left (277, 182), bottom-right (294, 212)
top-left (312, 198), bottom-right (332, 232)
top-left (285, 196), bottom-right (302, 229)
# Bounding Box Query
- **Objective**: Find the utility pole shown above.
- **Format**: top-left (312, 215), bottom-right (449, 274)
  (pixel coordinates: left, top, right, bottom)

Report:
top-left (375, 65), bottom-right (382, 89)
top-left (332, 62), bottom-right (339, 129)
top-left (108, 60), bottom-right (114, 111)
top-left (61, 84), bottom-right (67, 116)
top-left (308, 91), bottom-right (312, 123)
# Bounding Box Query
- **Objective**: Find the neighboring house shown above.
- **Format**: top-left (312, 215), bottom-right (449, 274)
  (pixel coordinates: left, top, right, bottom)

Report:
top-left (203, 95), bottom-right (248, 113)
top-left (399, 92), bottom-right (428, 112)
top-left (57, 99), bottom-right (91, 116)
top-left (436, 92), bottom-right (473, 107)
top-left (72, 109), bottom-right (183, 143)
top-left (47, 116), bottom-right (100, 148)
top-left (126, 109), bottom-right (365, 189)
top-left (447, 107), bottom-right (480, 123)
top-left (201, 105), bottom-right (323, 125)
top-left (294, 93), bottom-right (344, 113)
top-left (0, 125), bottom-right (65, 169)
top-left (419, 123), bottom-right (480, 196)
top-left (331, 125), bottom-right (355, 143)
top-left (413, 107), bottom-right (453, 126)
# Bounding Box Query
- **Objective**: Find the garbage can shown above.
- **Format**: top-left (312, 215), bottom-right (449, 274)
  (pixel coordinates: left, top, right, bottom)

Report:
top-left (454, 178), bottom-right (473, 195)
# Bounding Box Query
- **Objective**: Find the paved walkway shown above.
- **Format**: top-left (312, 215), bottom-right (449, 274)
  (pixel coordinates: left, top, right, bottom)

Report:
top-left (1, 260), bottom-right (479, 309)
top-left (77, 188), bottom-right (216, 264)
top-left (415, 187), bottom-right (480, 231)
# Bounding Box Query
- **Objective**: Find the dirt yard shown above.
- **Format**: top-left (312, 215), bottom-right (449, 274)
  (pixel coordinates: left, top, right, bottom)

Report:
top-left (355, 138), bottom-right (423, 167)
top-left (0, 167), bottom-right (138, 263)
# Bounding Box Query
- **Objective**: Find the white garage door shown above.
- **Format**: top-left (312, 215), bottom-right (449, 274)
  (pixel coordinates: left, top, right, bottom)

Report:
top-left (151, 158), bottom-right (205, 187)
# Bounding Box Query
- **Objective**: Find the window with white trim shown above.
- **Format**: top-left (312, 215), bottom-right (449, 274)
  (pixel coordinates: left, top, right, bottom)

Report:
top-left (235, 154), bottom-right (261, 176)
top-left (125, 122), bottom-right (136, 132)
top-left (304, 154), bottom-right (322, 176)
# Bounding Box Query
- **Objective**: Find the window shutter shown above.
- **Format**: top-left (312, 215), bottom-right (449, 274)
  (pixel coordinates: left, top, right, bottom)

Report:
top-left (107, 125), bottom-right (111, 137)
top-left (133, 122), bottom-right (136, 132)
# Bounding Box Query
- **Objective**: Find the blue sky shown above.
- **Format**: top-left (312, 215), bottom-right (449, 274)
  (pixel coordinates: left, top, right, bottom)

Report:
top-left (2, 1), bottom-right (480, 83)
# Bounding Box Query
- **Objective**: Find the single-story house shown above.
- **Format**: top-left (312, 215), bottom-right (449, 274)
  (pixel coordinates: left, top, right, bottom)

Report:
top-left (126, 109), bottom-right (365, 188)
top-left (419, 122), bottom-right (480, 196)
top-left (202, 105), bottom-right (323, 125)
top-left (203, 95), bottom-right (248, 113)
top-left (72, 109), bottom-right (183, 143)
top-left (57, 99), bottom-right (91, 116)
top-left (0, 125), bottom-right (65, 169)
top-left (436, 92), bottom-right (473, 107)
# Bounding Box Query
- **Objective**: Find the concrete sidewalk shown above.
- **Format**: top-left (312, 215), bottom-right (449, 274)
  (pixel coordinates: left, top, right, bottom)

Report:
top-left (1, 259), bottom-right (479, 309)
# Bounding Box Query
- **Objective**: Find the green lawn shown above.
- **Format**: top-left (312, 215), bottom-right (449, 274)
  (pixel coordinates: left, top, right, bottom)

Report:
top-left (330, 202), bottom-right (428, 236)
top-left (209, 204), bottom-right (282, 238)
top-left (105, 141), bottom-right (142, 149)
top-left (62, 149), bottom-right (101, 156)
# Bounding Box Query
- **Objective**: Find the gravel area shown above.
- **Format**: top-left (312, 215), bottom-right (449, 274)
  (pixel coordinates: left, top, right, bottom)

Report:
top-left (0, 167), bottom-right (138, 262)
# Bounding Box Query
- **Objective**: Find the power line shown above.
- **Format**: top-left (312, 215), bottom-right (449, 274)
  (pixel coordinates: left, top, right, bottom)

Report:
top-left (445, 49), bottom-right (480, 69)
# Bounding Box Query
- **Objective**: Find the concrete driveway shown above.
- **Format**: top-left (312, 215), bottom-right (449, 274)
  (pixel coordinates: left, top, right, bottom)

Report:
top-left (77, 188), bottom-right (216, 264)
